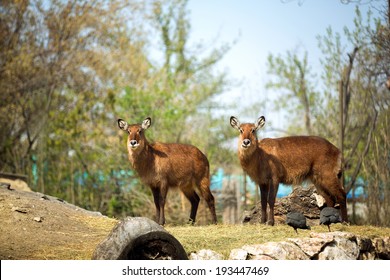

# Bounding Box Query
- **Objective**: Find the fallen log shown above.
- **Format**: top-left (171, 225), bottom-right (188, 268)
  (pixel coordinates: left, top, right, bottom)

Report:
top-left (92, 217), bottom-right (188, 260)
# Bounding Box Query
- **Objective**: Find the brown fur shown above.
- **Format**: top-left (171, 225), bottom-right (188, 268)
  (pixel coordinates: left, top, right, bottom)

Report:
top-left (230, 116), bottom-right (348, 225)
top-left (118, 117), bottom-right (217, 225)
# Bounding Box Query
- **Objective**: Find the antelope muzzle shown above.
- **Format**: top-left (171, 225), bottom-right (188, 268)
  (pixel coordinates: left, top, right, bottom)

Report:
top-left (129, 139), bottom-right (139, 149)
top-left (242, 139), bottom-right (251, 148)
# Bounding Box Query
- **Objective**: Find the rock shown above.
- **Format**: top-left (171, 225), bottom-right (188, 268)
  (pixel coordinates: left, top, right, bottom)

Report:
top-left (235, 242), bottom-right (309, 260)
top-left (229, 231), bottom-right (389, 260)
top-left (356, 236), bottom-right (375, 260)
top-left (313, 193), bottom-right (326, 208)
top-left (249, 254), bottom-right (274, 260)
top-left (33, 217), bottom-right (43, 222)
top-left (319, 244), bottom-right (350, 260)
top-left (309, 231), bottom-right (355, 240)
top-left (229, 248), bottom-right (249, 260)
top-left (248, 242), bottom-right (309, 260)
top-left (92, 217), bottom-right (188, 260)
top-left (189, 249), bottom-right (223, 260)
top-left (373, 237), bottom-right (390, 260)
top-left (310, 231), bottom-right (359, 260)
top-left (288, 237), bottom-right (332, 258)
top-left (0, 178), bottom-right (31, 192)
top-left (0, 182), bottom-right (11, 189)
top-left (319, 238), bottom-right (359, 260)
top-left (243, 185), bottom-right (322, 225)
top-left (11, 207), bottom-right (28, 214)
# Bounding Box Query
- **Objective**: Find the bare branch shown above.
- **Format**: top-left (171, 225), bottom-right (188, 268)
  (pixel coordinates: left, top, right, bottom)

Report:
top-left (345, 111), bottom-right (378, 193)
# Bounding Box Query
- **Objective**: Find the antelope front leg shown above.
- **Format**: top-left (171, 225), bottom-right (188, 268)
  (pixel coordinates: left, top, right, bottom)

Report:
top-left (151, 188), bottom-right (161, 224)
top-left (267, 183), bottom-right (279, 226)
top-left (259, 185), bottom-right (269, 224)
top-left (158, 182), bottom-right (168, 226)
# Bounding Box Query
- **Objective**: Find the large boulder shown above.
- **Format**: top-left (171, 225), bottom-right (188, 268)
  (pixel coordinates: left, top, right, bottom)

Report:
top-left (229, 231), bottom-right (390, 260)
top-left (243, 184), bottom-right (322, 226)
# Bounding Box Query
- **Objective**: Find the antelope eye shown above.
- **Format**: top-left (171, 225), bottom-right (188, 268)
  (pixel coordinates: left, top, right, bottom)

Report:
top-left (251, 128), bottom-right (256, 134)
top-left (239, 128), bottom-right (244, 134)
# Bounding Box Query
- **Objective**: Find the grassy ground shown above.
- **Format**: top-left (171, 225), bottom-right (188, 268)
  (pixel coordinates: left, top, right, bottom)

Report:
top-left (166, 223), bottom-right (390, 259)
top-left (2, 188), bottom-right (389, 260)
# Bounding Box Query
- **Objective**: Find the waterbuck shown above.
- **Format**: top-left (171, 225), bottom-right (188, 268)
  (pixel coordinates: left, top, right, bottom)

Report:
top-left (118, 117), bottom-right (217, 225)
top-left (230, 115), bottom-right (347, 226)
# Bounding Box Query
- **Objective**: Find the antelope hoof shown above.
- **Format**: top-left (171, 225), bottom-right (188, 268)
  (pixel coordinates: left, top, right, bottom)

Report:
top-left (267, 220), bottom-right (275, 226)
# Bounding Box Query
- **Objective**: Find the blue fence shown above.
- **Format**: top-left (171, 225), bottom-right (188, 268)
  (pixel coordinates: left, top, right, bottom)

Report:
top-left (31, 160), bottom-right (366, 198)
top-left (211, 168), bottom-right (366, 199)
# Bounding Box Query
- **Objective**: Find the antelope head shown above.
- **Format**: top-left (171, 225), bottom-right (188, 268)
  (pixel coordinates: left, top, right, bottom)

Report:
top-left (118, 117), bottom-right (151, 151)
top-left (230, 116), bottom-right (265, 152)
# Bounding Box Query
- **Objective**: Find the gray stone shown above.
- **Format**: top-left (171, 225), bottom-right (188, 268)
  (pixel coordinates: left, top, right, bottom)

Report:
top-left (334, 236), bottom-right (359, 259)
top-left (373, 237), bottom-right (390, 260)
top-left (241, 242), bottom-right (309, 260)
top-left (243, 185), bottom-right (322, 225)
top-left (229, 248), bottom-right (248, 260)
top-left (189, 249), bottom-right (223, 260)
top-left (288, 237), bottom-right (332, 258)
top-left (318, 243), bottom-right (352, 260)
top-left (313, 232), bottom-right (359, 260)
top-left (229, 231), bottom-right (390, 260)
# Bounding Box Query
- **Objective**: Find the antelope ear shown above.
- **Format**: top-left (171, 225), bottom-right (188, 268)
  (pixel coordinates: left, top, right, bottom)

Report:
top-left (230, 116), bottom-right (241, 130)
top-left (118, 119), bottom-right (129, 131)
top-left (142, 117), bottom-right (151, 130)
top-left (254, 116), bottom-right (265, 131)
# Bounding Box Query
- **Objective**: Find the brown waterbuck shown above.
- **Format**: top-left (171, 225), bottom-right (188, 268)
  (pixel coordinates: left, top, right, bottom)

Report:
top-left (118, 117), bottom-right (217, 225)
top-left (230, 115), bottom-right (348, 225)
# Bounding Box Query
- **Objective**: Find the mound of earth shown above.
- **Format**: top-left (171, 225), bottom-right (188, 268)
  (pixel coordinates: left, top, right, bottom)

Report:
top-left (0, 186), bottom-right (117, 259)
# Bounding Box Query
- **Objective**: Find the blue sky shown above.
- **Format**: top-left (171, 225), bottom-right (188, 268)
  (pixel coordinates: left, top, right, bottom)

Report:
top-left (187, 0), bottom-right (383, 135)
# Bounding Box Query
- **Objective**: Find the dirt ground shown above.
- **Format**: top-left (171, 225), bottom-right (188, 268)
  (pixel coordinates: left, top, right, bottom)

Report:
top-left (0, 185), bottom-right (117, 260)
top-left (2, 182), bottom-right (389, 260)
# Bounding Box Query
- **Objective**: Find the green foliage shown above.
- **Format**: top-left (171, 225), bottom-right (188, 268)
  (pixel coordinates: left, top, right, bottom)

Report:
top-left (115, 0), bottom-right (234, 172)
top-left (265, 5), bottom-right (390, 226)
top-left (1, 0), bottom-right (235, 220)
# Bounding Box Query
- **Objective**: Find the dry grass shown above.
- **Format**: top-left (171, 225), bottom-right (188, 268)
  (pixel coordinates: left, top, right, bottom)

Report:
top-left (166, 223), bottom-right (390, 259)
top-left (52, 215), bottom-right (118, 260)
top-left (74, 215), bottom-right (118, 232)
top-left (32, 217), bottom-right (116, 260)
top-left (3, 188), bottom-right (388, 260)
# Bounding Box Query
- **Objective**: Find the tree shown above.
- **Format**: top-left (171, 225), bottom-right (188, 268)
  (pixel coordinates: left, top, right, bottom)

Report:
top-left (317, 7), bottom-right (386, 198)
top-left (0, 0), bottom-right (143, 173)
top-left (1, 0), bottom-right (235, 221)
top-left (315, 6), bottom-right (390, 225)
top-left (266, 48), bottom-right (319, 135)
top-left (116, 0), bottom-right (233, 169)
top-left (266, 5), bottom-right (390, 225)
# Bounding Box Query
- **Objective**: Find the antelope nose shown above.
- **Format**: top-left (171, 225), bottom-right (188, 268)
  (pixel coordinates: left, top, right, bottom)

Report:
top-left (130, 140), bottom-right (137, 146)
top-left (242, 139), bottom-right (251, 147)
